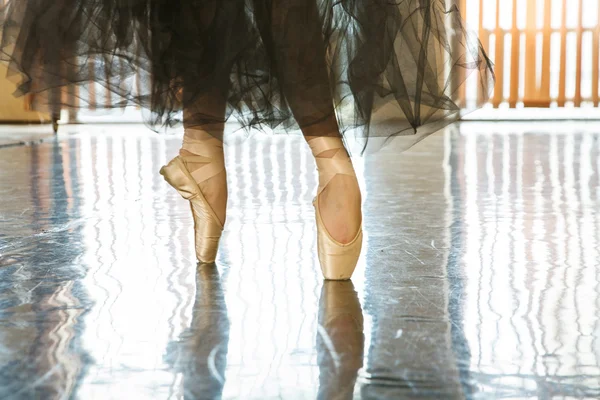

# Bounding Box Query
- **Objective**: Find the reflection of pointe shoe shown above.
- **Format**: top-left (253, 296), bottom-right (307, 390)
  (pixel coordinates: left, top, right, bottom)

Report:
top-left (317, 281), bottom-right (364, 399)
top-left (310, 137), bottom-right (363, 281)
top-left (195, 262), bottom-right (228, 335)
top-left (160, 156), bottom-right (224, 263)
top-left (165, 262), bottom-right (229, 399)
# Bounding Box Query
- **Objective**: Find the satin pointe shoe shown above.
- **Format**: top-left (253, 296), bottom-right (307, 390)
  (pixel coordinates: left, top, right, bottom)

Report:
top-left (160, 154), bottom-right (224, 264)
top-left (309, 137), bottom-right (363, 280)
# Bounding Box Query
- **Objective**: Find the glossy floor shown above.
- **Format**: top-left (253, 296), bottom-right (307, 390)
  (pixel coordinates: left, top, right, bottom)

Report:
top-left (1, 122), bottom-right (599, 399)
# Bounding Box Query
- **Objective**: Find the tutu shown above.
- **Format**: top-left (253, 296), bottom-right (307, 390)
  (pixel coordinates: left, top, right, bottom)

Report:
top-left (0, 0), bottom-right (493, 145)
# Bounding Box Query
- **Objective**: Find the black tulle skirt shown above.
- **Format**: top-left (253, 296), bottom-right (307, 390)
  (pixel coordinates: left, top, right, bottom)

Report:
top-left (0, 0), bottom-right (493, 146)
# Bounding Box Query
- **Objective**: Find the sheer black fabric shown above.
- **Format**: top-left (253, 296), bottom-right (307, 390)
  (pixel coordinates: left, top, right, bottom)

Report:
top-left (0, 0), bottom-right (493, 144)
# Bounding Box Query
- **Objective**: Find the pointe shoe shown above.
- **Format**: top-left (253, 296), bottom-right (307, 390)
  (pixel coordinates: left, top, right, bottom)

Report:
top-left (309, 137), bottom-right (363, 281)
top-left (160, 156), bottom-right (224, 263)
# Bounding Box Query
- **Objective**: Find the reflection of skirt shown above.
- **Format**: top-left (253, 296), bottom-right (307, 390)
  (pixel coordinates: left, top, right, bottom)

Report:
top-left (0, 0), bottom-right (493, 143)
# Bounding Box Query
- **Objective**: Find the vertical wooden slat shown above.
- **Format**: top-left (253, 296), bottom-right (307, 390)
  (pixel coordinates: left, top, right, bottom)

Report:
top-left (24, 94), bottom-right (35, 111)
top-left (558, 0), bottom-right (568, 106)
top-left (88, 57), bottom-right (97, 111)
top-left (104, 60), bottom-right (112, 108)
top-left (135, 42), bottom-right (143, 100)
top-left (65, 49), bottom-right (79, 122)
top-left (61, 45), bottom-right (80, 122)
top-left (509, 0), bottom-right (520, 107)
top-left (574, 0), bottom-right (584, 106)
top-left (540, 0), bottom-right (553, 101)
top-left (524, 0), bottom-right (537, 105)
top-left (456, 0), bottom-right (467, 107)
top-left (593, 2), bottom-right (600, 106)
top-left (478, 0), bottom-right (490, 104)
top-left (67, 86), bottom-right (78, 123)
top-left (492, 0), bottom-right (504, 107)
top-left (458, 0), bottom-right (466, 19)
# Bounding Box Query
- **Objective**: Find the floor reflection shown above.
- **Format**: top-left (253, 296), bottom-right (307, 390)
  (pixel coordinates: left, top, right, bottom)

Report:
top-left (317, 282), bottom-right (364, 400)
top-left (0, 139), bottom-right (87, 399)
top-left (0, 123), bottom-right (599, 399)
top-left (166, 263), bottom-right (229, 400)
top-left (448, 125), bottom-right (600, 398)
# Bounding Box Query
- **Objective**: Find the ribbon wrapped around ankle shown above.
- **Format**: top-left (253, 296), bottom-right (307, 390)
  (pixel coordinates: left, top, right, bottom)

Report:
top-left (308, 136), bottom-right (356, 196)
top-left (181, 134), bottom-right (225, 184)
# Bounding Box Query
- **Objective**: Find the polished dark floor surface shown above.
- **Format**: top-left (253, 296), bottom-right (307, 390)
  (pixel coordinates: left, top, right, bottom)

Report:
top-left (1, 122), bottom-right (599, 399)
